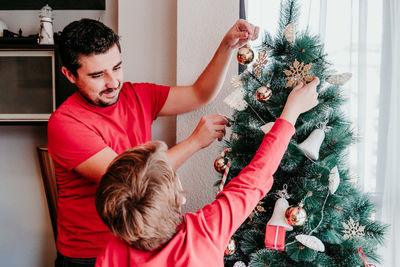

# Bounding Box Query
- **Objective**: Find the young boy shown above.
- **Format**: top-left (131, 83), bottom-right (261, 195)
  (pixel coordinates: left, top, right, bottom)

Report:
top-left (95, 78), bottom-right (320, 267)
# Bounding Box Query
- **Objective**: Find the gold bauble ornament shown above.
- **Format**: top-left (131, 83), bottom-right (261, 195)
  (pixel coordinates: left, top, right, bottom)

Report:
top-left (237, 44), bottom-right (254, 65)
top-left (214, 156), bottom-right (227, 173)
top-left (285, 203), bottom-right (307, 226)
top-left (256, 86), bottom-right (272, 102)
top-left (224, 237), bottom-right (237, 255)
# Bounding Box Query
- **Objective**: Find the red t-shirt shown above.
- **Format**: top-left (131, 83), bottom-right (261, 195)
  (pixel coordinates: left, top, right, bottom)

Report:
top-left (47, 82), bottom-right (170, 258)
top-left (95, 119), bottom-right (295, 267)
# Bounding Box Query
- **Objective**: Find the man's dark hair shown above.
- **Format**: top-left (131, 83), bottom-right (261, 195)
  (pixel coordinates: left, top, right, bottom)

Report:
top-left (59, 18), bottom-right (121, 76)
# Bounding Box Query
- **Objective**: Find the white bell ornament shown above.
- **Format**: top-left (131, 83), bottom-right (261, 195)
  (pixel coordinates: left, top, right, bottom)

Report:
top-left (233, 261), bottom-right (246, 267)
top-left (260, 122), bottom-right (274, 134)
top-left (267, 197), bottom-right (293, 231)
top-left (298, 127), bottom-right (326, 160)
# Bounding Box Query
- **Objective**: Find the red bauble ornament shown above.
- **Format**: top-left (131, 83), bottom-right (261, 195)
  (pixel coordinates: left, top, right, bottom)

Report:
top-left (214, 156), bottom-right (227, 173)
top-left (224, 237), bottom-right (237, 255)
top-left (256, 86), bottom-right (272, 102)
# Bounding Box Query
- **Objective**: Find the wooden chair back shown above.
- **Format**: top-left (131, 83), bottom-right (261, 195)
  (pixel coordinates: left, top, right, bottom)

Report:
top-left (37, 145), bottom-right (58, 241)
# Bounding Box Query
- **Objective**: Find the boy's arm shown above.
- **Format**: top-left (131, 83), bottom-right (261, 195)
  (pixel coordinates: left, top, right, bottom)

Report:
top-left (184, 77), bottom-right (320, 253)
top-left (185, 118), bottom-right (295, 252)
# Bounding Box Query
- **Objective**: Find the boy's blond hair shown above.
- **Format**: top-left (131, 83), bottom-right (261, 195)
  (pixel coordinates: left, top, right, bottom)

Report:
top-left (95, 141), bottom-right (184, 251)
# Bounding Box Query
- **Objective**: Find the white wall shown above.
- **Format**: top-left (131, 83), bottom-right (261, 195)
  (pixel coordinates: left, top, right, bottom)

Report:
top-left (176, 0), bottom-right (239, 213)
top-left (0, 126), bottom-right (50, 267)
top-left (0, 1), bottom-right (117, 266)
top-left (118, 0), bottom-right (177, 148)
top-left (120, 0), bottom-right (239, 214)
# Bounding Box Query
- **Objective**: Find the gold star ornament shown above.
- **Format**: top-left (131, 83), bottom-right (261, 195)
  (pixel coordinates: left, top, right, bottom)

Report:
top-left (284, 59), bottom-right (313, 87)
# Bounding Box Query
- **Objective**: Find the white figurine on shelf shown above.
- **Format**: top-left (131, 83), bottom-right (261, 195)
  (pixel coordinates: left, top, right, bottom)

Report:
top-left (39, 4), bottom-right (54, 45)
top-left (0, 18), bottom-right (8, 37)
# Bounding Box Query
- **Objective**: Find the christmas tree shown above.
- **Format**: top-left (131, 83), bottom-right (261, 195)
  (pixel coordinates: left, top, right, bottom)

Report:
top-left (216, 1), bottom-right (387, 266)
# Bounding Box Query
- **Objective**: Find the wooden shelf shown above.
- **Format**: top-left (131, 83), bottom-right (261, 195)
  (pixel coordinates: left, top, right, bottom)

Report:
top-left (0, 43), bottom-right (55, 50)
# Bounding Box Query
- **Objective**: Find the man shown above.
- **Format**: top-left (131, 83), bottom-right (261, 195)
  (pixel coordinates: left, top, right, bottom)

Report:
top-left (47, 18), bottom-right (258, 266)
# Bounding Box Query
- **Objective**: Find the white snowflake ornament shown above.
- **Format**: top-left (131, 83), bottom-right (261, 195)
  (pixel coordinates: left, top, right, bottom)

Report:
top-left (342, 217), bottom-right (365, 240)
top-left (231, 75), bottom-right (244, 88)
top-left (295, 235), bottom-right (325, 252)
top-left (224, 88), bottom-right (248, 111)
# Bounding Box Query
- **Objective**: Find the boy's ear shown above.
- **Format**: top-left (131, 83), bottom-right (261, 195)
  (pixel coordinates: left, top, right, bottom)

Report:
top-left (61, 66), bottom-right (77, 84)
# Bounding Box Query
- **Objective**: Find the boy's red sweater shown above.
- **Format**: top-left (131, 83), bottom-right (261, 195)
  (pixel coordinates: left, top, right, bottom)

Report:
top-left (96, 118), bottom-right (295, 267)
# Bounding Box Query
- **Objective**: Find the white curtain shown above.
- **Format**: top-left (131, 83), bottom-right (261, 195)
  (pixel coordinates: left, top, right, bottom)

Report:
top-left (247, 0), bottom-right (382, 194)
top-left (248, 0), bottom-right (390, 264)
top-left (376, 1), bottom-right (400, 266)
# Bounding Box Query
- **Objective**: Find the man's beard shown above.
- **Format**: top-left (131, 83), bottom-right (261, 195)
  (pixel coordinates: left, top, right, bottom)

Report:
top-left (79, 81), bottom-right (122, 107)
top-left (97, 81), bottom-right (122, 107)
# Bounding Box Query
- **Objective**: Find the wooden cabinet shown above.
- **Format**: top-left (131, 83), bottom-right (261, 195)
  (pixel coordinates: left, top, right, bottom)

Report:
top-left (0, 44), bottom-right (75, 122)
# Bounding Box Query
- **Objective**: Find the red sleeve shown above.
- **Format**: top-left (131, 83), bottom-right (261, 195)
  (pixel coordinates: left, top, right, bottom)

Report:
top-left (133, 83), bottom-right (170, 121)
top-left (185, 118), bottom-right (295, 252)
top-left (151, 83), bottom-right (170, 120)
top-left (95, 237), bottom-right (129, 267)
top-left (47, 113), bottom-right (108, 171)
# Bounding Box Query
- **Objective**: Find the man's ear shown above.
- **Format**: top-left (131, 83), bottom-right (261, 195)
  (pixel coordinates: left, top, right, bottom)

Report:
top-left (61, 66), bottom-right (77, 84)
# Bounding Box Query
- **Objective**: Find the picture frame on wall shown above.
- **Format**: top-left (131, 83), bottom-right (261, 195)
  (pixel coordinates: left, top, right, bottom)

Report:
top-left (0, 0), bottom-right (105, 10)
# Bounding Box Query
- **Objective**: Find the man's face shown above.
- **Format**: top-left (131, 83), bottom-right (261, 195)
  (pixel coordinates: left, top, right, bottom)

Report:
top-left (65, 44), bottom-right (124, 107)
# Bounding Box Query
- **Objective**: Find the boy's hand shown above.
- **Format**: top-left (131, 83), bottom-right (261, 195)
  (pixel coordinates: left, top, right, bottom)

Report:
top-left (223, 19), bottom-right (259, 49)
top-left (189, 114), bottom-right (230, 149)
top-left (280, 77), bottom-right (320, 126)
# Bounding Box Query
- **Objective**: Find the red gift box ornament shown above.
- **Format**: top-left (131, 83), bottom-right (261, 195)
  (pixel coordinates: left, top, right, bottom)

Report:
top-left (265, 224), bottom-right (286, 251)
top-left (265, 197), bottom-right (293, 251)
